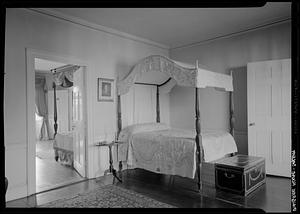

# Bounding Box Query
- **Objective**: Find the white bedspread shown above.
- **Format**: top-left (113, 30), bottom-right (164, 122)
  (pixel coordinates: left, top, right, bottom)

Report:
top-left (54, 132), bottom-right (73, 151)
top-left (118, 123), bottom-right (237, 179)
top-left (53, 132), bottom-right (74, 166)
top-left (200, 130), bottom-right (237, 162)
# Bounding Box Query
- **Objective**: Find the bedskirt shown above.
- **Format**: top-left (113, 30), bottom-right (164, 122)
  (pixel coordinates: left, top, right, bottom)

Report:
top-left (54, 132), bottom-right (73, 167)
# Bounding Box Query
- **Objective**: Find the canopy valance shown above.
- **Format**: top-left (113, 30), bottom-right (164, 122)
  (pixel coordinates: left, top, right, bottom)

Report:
top-left (53, 65), bottom-right (81, 88)
top-left (117, 55), bottom-right (233, 95)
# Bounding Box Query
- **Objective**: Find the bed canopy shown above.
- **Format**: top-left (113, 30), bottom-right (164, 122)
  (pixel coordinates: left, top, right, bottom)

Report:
top-left (51, 64), bottom-right (81, 137)
top-left (117, 55), bottom-right (233, 95)
top-left (52, 65), bottom-right (81, 88)
top-left (116, 55), bottom-right (235, 192)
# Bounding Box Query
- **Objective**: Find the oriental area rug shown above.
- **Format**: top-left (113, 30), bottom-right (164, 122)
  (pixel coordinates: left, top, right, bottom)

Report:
top-left (40, 184), bottom-right (175, 208)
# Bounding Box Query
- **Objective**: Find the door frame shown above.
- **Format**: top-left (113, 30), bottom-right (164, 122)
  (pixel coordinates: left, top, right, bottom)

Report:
top-left (26, 48), bottom-right (95, 195)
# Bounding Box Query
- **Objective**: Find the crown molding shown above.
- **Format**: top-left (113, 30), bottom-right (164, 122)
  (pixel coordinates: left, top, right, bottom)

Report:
top-left (26, 8), bottom-right (170, 50)
top-left (24, 8), bottom-right (290, 52)
top-left (170, 17), bottom-right (291, 51)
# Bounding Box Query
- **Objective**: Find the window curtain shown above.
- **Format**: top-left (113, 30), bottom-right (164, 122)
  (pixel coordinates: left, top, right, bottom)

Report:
top-left (35, 76), bottom-right (53, 140)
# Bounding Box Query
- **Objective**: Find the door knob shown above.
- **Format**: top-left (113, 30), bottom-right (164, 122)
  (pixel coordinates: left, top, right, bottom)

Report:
top-left (249, 123), bottom-right (255, 126)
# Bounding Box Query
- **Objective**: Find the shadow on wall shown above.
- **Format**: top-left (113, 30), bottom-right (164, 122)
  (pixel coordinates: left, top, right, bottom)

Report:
top-left (230, 66), bottom-right (248, 155)
top-left (115, 60), bottom-right (134, 81)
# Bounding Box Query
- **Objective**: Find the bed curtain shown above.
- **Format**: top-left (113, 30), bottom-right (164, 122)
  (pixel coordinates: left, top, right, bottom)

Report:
top-left (121, 84), bottom-right (157, 128)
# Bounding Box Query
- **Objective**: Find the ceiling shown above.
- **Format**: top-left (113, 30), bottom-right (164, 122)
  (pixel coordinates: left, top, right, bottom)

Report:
top-left (50, 3), bottom-right (291, 49)
top-left (35, 58), bottom-right (67, 72)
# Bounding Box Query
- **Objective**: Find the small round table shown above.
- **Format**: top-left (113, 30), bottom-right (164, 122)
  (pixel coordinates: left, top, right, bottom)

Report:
top-left (95, 141), bottom-right (125, 183)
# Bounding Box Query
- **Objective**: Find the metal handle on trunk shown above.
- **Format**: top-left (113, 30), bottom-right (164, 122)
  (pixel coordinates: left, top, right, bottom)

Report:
top-left (224, 172), bottom-right (235, 179)
top-left (249, 167), bottom-right (263, 181)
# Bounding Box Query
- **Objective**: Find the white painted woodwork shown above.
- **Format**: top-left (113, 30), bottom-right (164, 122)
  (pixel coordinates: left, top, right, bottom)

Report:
top-left (5, 144), bottom-right (28, 201)
top-left (35, 58), bottom-right (67, 72)
top-left (22, 47), bottom-right (93, 202)
top-left (247, 59), bottom-right (291, 177)
top-left (72, 67), bottom-right (86, 177)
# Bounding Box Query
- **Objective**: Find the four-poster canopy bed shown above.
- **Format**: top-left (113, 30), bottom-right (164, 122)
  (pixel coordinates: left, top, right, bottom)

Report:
top-left (51, 65), bottom-right (80, 166)
top-left (116, 55), bottom-right (237, 192)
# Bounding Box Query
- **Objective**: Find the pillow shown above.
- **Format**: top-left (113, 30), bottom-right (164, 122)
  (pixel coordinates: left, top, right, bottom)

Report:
top-left (118, 123), bottom-right (170, 142)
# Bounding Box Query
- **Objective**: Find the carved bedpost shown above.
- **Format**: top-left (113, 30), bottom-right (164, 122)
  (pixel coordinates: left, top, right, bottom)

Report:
top-left (230, 70), bottom-right (235, 137)
top-left (53, 82), bottom-right (58, 138)
top-left (117, 94), bottom-right (122, 138)
top-left (156, 86), bottom-right (160, 123)
top-left (195, 87), bottom-right (203, 192)
top-left (117, 93), bottom-right (123, 176)
top-left (195, 60), bottom-right (203, 192)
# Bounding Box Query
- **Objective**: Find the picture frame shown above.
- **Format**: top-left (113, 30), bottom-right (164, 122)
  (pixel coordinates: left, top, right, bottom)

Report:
top-left (97, 78), bottom-right (114, 102)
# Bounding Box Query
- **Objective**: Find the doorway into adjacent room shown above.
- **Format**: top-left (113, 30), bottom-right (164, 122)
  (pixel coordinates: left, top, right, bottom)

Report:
top-left (34, 57), bottom-right (87, 193)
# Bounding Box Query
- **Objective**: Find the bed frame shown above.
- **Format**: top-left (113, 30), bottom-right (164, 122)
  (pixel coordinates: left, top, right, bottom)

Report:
top-left (116, 55), bottom-right (235, 192)
top-left (51, 65), bottom-right (81, 137)
top-left (51, 65), bottom-right (80, 165)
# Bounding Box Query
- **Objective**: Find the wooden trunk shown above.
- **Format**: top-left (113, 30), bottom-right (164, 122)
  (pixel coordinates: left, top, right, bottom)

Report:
top-left (201, 154), bottom-right (233, 187)
top-left (215, 155), bottom-right (266, 196)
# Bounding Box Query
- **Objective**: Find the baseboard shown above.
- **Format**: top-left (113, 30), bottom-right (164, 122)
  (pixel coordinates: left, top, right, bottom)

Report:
top-left (6, 183), bottom-right (27, 202)
top-left (266, 174), bottom-right (291, 179)
top-left (5, 143), bottom-right (28, 202)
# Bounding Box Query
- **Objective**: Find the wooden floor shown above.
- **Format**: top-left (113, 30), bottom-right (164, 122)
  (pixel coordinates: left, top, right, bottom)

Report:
top-left (6, 168), bottom-right (291, 212)
top-left (36, 157), bottom-right (84, 192)
top-left (35, 140), bottom-right (84, 193)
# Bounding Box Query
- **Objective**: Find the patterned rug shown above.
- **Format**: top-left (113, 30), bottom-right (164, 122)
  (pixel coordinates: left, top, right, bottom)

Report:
top-left (40, 184), bottom-right (175, 208)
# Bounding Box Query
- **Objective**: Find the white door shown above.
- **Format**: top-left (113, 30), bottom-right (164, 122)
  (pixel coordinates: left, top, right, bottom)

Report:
top-left (247, 59), bottom-right (291, 177)
top-left (72, 67), bottom-right (86, 177)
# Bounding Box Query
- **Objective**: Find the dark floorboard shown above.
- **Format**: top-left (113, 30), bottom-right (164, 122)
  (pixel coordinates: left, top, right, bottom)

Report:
top-left (6, 169), bottom-right (291, 212)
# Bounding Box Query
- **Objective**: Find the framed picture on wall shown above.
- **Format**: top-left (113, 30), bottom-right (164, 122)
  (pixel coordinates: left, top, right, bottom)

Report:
top-left (97, 78), bottom-right (114, 102)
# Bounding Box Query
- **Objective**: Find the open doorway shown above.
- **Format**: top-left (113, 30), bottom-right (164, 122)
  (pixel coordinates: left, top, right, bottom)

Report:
top-left (34, 58), bottom-right (87, 193)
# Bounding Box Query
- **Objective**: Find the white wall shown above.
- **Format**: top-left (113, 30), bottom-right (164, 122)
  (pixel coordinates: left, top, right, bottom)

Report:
top-left (231, 66), bottom-right (248, 155)
top-left (4, 8), bottom-right (169, 201)
top-left (169, 22), bottom-right (291, 152)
